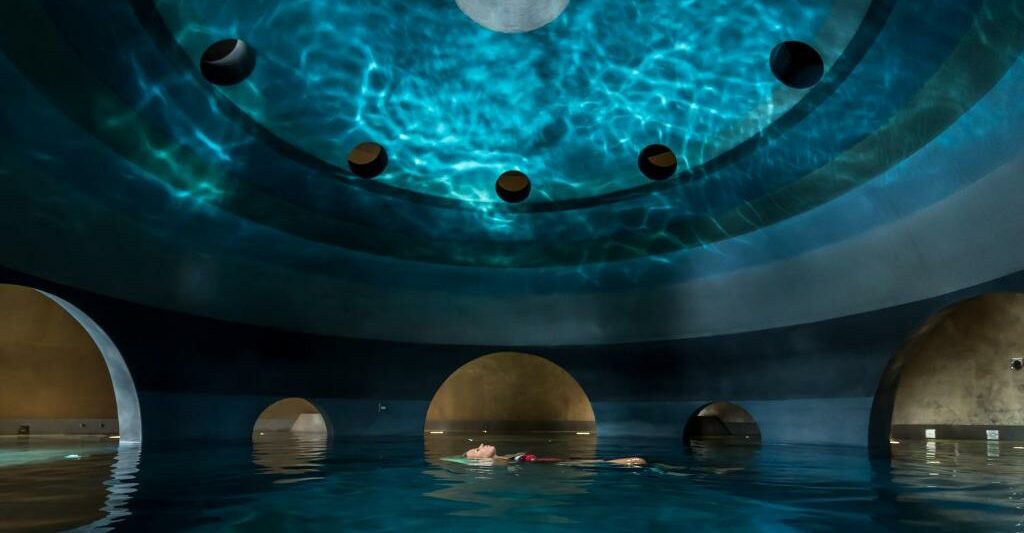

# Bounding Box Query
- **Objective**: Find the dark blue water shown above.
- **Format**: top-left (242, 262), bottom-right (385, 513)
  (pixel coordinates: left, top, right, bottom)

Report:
top-left (2, 435), bottom-right (1024, 531)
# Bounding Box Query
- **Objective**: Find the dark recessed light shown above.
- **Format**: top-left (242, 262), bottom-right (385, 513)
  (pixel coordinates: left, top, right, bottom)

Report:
top-left (638, 144), bottom-right (678, 181)
top-left (770, 41), bottom-right (824, 89)
top-left (200, 39), bottom-right (256, 86)
top-left (496, 171), bottom-right (532, 203)
top-left (347, 142), bottom-right (389, 179)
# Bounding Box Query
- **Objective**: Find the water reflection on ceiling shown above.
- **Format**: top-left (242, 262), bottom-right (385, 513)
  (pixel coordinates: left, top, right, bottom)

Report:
top-left (0, 0), bottom-right (1021, 344)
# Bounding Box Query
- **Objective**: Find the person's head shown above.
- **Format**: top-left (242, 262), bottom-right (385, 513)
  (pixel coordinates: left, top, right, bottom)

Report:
top-left (464, 443), bottom-right (496, 459)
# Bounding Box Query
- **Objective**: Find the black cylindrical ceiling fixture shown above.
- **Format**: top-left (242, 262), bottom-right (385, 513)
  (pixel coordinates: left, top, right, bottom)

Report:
top-left (347, 142), bottom-right (389, 179)
top-left (200, 39), bottom-right (256, 86)
top-left (638, 144), bottom-right (678, 180)
top-left (496, 170), bottom-right (532, 203)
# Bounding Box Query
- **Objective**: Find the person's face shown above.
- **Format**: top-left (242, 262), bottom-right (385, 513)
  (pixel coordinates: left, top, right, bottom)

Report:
top-left (464, 443), bottom-right (496, 459)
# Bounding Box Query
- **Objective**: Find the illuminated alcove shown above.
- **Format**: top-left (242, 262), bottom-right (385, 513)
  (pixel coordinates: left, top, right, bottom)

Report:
top-left (424, 352), bottom-right (596, 434)
top-left (423, 352), bottom-right (597, 461)
top-left (0, 284), bottom-right (141, 443)
top-left (252, 397), bottom-right (328, 439)
top-left (870, 293), bottom-right (1024, 452)
top-left (682, 402), bottom-right (761, 446)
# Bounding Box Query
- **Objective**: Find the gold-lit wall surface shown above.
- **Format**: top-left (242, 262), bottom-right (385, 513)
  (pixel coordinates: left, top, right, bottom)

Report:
top-left (697, 402), bottom-right (757, 424)
top-left (424, 352), bottom-right (596, 433)
top-left (892, 293), bottom-right (1024, 427)
top-left (0, 285), bottom-right (116, 435)
top-left (252, 397), bottom-right (326, 434)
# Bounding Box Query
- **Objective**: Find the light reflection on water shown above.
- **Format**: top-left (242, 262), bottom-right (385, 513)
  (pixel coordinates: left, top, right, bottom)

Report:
top-left (252, 432), bottom-right (328, 483)
top-left (423, 434), bottom-right (599, 522)
top-left (0, 436), bottom-right (137, 533)
top-left (2, 436), bottom-right (1024, 531)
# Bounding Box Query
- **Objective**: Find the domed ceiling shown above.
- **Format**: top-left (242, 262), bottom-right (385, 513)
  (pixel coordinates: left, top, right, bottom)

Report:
top-left (0, 0), bottom-right (1022, 344)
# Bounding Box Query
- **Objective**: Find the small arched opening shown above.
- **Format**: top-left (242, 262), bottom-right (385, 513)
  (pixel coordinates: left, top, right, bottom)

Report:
top-left (252, 397), bottom-right (328, 440)
top-left (682, 401), bottom-right (761, 447)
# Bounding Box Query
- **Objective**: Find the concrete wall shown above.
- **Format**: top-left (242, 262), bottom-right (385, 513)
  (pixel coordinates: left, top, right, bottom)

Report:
top-left (4, 266), bottom-right (1024, 447)
top-left (424, 352), bottom-right (596, 433)
top-left (0, 284), bottom-right (117, 435)
top-left (891, 293), bottom-right (1024, 430)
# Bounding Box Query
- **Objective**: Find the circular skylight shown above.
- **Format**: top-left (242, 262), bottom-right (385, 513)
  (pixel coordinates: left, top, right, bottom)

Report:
top-left (456, 0), bottom-right (570, 33)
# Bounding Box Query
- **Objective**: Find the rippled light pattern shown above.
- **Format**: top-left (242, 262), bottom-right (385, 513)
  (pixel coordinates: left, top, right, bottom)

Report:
top-left (156, 0), bottom-right (858, 202)
top-left (456, 0), bottom-right (570, 33)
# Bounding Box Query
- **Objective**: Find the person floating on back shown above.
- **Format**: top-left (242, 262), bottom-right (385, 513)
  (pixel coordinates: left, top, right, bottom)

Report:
top-left (448, 443), bottom-right (646, 466)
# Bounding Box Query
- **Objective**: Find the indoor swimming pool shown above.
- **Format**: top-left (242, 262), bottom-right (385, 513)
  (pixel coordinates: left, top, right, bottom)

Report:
top-left (3, 436), bottom-right (1024, 531)
top-left (2, 0), bottom-right (1024, 531)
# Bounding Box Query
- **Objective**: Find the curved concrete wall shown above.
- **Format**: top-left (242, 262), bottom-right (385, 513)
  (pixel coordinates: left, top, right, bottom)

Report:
top-left (5, 265), bottom-right (1024, 448)
top-left (424, 352), bottom-right (596, 433)
top-left (891, 294), bottom-right (1024, 432)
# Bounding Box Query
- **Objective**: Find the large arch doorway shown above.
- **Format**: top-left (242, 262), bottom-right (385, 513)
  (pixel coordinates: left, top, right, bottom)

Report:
top-left (425, 352), bottom-right (596, 434)
top-left (870, 293), bottom-right (1024, 455)
top-left (682, 402), bottom-right (761, 446)
top-left (424, 352), bottom-right (597, 460)
top-left (0, 284), bottom-right (141, 444)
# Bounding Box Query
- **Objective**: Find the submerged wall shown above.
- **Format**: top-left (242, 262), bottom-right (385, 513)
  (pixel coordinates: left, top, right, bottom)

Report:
top-left (2, 265), bottom-right (1024, 447)
top-left (0, 284), bottom-right (117, 435)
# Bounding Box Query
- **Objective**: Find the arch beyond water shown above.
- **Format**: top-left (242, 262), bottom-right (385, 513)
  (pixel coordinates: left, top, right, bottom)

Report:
top-left (252, 398), bottom-right (329, 438)
top-left (682, 402), bottom-right (761, 446)
top-left (0, 284), bottom-right (141, 445)
top-left (870, 293), bottom-right (1024, 454)
top-left (425, 352), bottom-right (596, 434)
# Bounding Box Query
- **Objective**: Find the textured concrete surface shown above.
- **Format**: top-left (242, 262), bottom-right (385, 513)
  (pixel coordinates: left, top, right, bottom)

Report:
top-left (5, 267), bottom-right (1024, 447)
top-left (891, 293), bottom-right (1024, 426)
top-left (455, 0), bottom-right (569, 33)
top-left (424, 352), bottom-right (596, 433)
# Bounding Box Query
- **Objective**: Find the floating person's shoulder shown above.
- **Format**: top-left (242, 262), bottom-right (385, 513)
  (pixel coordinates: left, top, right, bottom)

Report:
top-left (441, 456), bottom-right (494, 466)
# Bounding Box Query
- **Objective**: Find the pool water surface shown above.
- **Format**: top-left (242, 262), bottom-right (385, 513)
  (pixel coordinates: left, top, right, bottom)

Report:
top-left (2, 435), bottom-right (1024, 531)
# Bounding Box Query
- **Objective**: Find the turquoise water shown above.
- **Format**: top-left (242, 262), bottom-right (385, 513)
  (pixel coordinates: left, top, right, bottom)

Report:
top-left (2, 435), bottom-right (1024, 531)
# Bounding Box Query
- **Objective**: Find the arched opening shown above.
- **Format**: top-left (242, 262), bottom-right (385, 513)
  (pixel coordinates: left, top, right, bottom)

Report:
top-left (869, 293), bottom-right (1024, 455)
top-left (425, 352), bottom-right (596, 434)
top-left (0, 284), bottom-right (141, 444)
top-left (252, 398), bottom-right (328, 439)
top-left (424, 352), bottom-right (597, 461)
top-left (682, 402), bottom-right (761, 446)
top-left (251, 398), bottom-right (329, 476)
